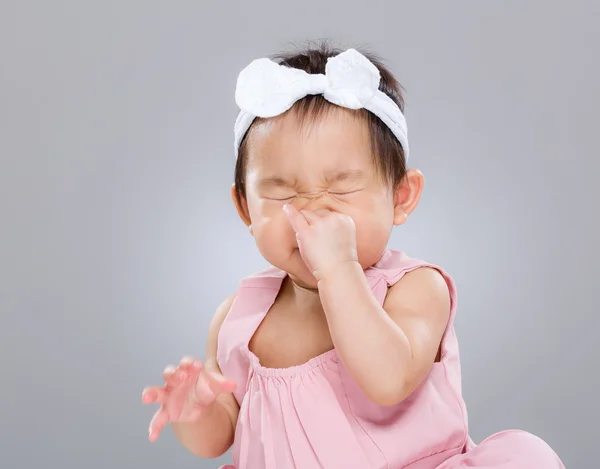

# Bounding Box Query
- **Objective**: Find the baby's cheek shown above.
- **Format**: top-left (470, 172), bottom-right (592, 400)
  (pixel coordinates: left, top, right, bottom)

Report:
top-left (256, 211), bottom-right (286, 233)
top-left (355, 212), bottom-right (393, 261)
top-left (255, 215), bottom-right (294, 250)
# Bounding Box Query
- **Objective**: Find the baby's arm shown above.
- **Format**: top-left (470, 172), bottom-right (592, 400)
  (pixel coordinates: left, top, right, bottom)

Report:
top-left (318, 263), bottom-right (450, 407)
top-left (171, 295), bottom-right (239, 458)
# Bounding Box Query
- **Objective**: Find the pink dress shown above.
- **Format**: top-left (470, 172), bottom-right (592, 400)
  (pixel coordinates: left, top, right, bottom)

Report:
top-left (216, 250), bottom-right (565, 468)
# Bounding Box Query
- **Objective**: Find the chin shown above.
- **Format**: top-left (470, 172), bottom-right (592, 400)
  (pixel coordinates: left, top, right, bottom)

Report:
top-left (289, 272), bottom-right (318, 290)
top-left (275, 249), bottom-right (318, 289)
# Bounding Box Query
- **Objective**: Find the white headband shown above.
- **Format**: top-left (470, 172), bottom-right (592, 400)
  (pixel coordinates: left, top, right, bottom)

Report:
top-left (233, 48), bottom-right (409, 160)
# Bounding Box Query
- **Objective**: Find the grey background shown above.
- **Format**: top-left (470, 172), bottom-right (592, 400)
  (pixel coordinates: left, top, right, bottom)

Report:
top-left (1, 1), bottom-right (597, 468)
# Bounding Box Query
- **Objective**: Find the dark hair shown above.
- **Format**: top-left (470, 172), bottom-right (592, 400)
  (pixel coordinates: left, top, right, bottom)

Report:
top-left (234, 41), bottom-right (407, 206)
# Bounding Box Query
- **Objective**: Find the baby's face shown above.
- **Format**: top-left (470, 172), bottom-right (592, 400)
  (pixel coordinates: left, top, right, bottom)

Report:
top-left (240, 109), bottom-right (398, 288)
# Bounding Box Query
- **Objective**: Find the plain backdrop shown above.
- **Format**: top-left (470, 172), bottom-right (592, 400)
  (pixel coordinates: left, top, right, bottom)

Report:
top-left (1, 1), bottom-right (598, 468)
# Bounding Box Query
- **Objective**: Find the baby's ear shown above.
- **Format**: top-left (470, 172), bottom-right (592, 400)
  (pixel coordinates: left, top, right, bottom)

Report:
top-left (393, 169), bottom-right (424, 226)
top-left (231, 183), bottom-right (252, 227)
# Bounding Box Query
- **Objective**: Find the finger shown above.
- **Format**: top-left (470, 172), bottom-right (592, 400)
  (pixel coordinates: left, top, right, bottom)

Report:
top-left (171, 362), bottom-right (200, 384)
top-left (148, 406), bottom-right (170, 442)
top-left (300, 209), bottom-right (325, 224)
top-left (163, 365), bottom-right (176, 381)
top-left (142, 386), bottom-right (166, 404)
top-left (283, 204), bottom-right (309, 233)
top-left (179, 356), bottom-right (203, 372)
top-left (309, 208), bottom-right (332, 218)
top-left (205, 371), bottom-right (237, 394)
top-left (163, 365), bottom-right (183, 388)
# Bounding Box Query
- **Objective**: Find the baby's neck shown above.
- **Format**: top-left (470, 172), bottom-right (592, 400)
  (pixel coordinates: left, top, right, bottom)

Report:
top-left (282, 276), bottom-right (323, 313)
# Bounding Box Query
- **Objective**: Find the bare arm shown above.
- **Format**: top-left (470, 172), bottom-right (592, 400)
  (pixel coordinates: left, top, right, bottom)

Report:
top-left (318, 262), bottom-right (450, 406)
top-left (171, 294), bottom-right (240, 459)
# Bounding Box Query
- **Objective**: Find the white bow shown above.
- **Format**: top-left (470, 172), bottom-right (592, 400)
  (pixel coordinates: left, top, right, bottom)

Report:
top-left (233, 48), bottom-right (409, 160)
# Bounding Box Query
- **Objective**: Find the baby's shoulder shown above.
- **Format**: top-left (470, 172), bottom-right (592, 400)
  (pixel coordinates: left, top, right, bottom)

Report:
top-left (212, 266), bottom-right (285, 332)
top-left (238, 265), bottom-right (286, 285)
top-left (371, 249), bottom-right (456, 301)
top-left (207, 293), bottom-right (237, 342)
top-left (369, 249), bottom-right (443, 279)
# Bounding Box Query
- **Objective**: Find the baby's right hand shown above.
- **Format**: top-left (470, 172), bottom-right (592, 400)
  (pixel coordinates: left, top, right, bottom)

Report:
top-left (142, 356), bottom-right (236, 442)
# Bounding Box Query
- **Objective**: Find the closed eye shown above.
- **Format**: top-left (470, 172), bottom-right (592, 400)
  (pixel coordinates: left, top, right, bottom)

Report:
top-left (330, 189), bottom-right (362, 196)
top-left (266, 196), bottom-right (296, 201)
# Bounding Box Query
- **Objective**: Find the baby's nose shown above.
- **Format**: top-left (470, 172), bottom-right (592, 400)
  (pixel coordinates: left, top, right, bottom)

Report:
top-left (295, 191), bottom-right (332, 211)
top-left (298, 190), bottom-right (327, 201)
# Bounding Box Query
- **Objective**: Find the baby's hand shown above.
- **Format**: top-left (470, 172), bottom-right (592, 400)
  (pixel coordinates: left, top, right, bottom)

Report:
top-left (283, 204), bottom-right (358, 281)
top-left (142, 356), bottom-right (236, 441)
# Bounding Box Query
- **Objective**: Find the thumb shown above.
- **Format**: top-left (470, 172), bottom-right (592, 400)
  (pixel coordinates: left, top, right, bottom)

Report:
top-left (206, 371), bottom-right (237, 395)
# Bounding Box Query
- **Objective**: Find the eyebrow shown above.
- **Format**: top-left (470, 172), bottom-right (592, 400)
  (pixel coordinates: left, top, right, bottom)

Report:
top-left (257, 170), bottom-right (365, 188)
top-left (258, 176), bottom-right (295, 188)
top-left (326, 169), bottom-right (366, 183)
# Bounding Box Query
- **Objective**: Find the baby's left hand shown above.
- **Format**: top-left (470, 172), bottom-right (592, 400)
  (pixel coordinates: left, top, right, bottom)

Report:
top-left (283, 204), bottom-right (358, 281)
